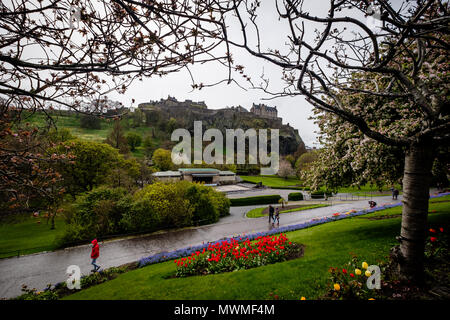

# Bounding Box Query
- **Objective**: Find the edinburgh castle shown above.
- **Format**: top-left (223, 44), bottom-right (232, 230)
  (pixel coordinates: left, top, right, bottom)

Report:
top-left (138, 96), bottom-right (304, 155)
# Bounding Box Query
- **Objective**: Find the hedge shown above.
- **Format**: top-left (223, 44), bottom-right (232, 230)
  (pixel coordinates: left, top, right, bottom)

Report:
top-left (230, 195), bottom-right (282, 206)
top-left (288, 192), bottom-right (304, 201)
top-left (270, 186), bottom-right (304, 190)
top-left (310, 190), bottom-right (333, 199)
top-left (58, 182), bottom-right (230, 246)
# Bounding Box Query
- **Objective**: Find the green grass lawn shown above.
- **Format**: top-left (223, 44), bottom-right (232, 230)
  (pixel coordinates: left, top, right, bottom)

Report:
top-left (0, 215), bottom-right (67, 258)
top-left (239, 175), bottom-right (302, 187)
top-left (63, 196), bottom-right (450, 300)
top-left (335, 184), bottom-right (403, 196)
top-left (22, 112), bottom-right (161, 159)
top-left (238, 176), bottom-right (400, 196)
top-left (246, 204), bottom-right (329, 218)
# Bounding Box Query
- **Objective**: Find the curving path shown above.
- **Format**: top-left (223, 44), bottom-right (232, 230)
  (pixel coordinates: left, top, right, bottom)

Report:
top-left (0, 193), bottom-right (400, 299)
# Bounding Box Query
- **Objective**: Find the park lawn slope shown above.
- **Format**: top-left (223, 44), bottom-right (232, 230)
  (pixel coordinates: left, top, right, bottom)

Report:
top-left (22, 111), bottom-right (160, 159)
top-left (64, 196), bottom-right (450, 300)
top-left (0, 216), bottom-right (66, 258)
top-left (336, 184), bottom-right (403, 197)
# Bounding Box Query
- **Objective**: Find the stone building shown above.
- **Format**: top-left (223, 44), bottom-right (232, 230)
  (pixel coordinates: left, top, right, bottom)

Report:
top-left (229, 105), bottom-right (248, 113)
top-left (152, 168), bottom-right (236, 185)
top-left (250, 103), bottom-right (277, 119)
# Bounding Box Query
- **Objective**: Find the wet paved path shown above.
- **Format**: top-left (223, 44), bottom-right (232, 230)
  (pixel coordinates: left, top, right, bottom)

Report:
top-left (0, 194), bottom-right (400, 299)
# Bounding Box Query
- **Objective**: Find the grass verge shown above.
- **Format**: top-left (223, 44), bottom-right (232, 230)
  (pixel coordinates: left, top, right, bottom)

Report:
top-left (246, 204), bottom-right (329, 218)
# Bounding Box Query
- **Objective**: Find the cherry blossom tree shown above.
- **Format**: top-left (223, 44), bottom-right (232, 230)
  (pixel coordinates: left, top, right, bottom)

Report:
top-left (212, 0), bottom-right (449, 282)
top-left (304, 105), bottom-right (405, 191)
top-left (277, 158), bottom-right (296, 179)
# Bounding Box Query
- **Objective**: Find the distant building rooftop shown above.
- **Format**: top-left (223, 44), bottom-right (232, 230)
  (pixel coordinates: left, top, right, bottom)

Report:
top-left (178, 168), bottom-right (220, 174)
top-left (219, 171), bottom-right (236, 176)
top-left (152, 171), bottom-right (181, 177)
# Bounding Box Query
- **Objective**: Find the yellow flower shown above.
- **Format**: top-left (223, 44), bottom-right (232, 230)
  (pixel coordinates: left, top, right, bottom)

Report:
top-left (368, 298), bottom-right (375, 300)
top-left (365, 270), bottom-right (372, 277)
top-left (362, 262), bottom-right (368, 269)
top-left (355, 268), bottom-right (362, 275)
top-left (300, 297), bottom-right (306, 300)
top-left (333, 283), bottom-right (340, 291)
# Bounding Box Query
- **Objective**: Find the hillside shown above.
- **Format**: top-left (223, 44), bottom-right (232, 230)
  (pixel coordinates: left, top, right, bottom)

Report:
top-left (139, 97), bottom-right (305, 155)
top-left (23, 97), bottom-right (306, 159)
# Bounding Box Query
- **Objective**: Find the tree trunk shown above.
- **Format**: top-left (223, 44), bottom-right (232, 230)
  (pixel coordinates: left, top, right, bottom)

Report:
top-left (395, 143), bottom-right (434, 284)
top-left (50, 212), bottom-right (56, 230)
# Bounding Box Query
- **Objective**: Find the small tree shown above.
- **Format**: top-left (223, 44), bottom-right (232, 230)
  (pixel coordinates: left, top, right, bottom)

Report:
top-left (278, 159), bottom-right (295, 179)
top-left (46, 128), bottom-right (75, 144)
top-left (55, 140), bottom-right (120, 196)
top-left (143, 135), bottom-right (156, 157)
top-left (80, 114), bottom-right (101, 130)
top-left (105, 120), bottom-right (129, 154)
top-left (167, 117), bottom-right (178, 133)
top-left (278, 197), bottom-right (287, 208)
top-left (295, 151), bottom-right (319, 176)
top-left (131, 109), bottom-right (144, 128)
top-left (285, 155), bottom-right (296, 168)
top-left (152, 148), bottom-right (173, 171)
top-left (126, 132), bottom-right (142, 151)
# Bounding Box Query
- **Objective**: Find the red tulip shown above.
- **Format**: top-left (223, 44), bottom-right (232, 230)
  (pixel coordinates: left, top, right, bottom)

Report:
top-left (342, 269), bottom-right (347, 274)
top-left (429, 228), bottom-right (436, 233)
top-left (439, 227), bottom-right (444, 232)
top-left (350, 273), bottom-right (355, 278)
top-left (430, 237), bottom-right (437, 242)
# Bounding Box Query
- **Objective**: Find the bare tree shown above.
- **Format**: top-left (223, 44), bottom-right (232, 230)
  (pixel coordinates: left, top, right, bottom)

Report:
top-left (0, 0), bottom-right (230, 111)
top-left (210, 0), bottom-right (449, 283)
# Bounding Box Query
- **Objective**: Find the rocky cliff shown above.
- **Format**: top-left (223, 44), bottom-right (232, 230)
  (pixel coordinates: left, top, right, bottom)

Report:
top-left (138, 99), bottom-right (305, 156)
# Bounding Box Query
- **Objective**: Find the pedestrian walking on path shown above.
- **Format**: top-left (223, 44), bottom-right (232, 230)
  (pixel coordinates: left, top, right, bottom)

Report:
top-left (391, 187), bottom-right (399, 200)
top-left (90, 239), bottom-right (100, 272)
top-left (393, 189), bottom-right (399, 200)
top-left (268, 205), bottom-right (274, 225)
top-left (275, 207), bottom-right (280, 226)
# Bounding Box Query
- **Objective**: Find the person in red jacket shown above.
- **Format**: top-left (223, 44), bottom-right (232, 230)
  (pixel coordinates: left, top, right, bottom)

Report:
top-left (90, 239), bottom-right (100, 272)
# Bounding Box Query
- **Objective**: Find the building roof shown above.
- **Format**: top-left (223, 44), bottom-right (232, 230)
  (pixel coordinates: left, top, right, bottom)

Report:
top-left (251, 103), bottom-right (277, 112)
top-left (219, 171), bottom-right (236, 176)
top-left (192, 173), bottom-right (219, 177)
top-left (152, 171), bottom-right (181, 177)
top-left (153, 168), bottom-right (235, 177)
top-left (178, 168), bottom-right (220, 174)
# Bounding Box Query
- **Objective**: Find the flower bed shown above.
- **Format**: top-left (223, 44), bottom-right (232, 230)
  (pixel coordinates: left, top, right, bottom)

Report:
top-left (138, 192), bottom-right (450, 268)
top-left (323, 256), bottom-right (379, 300)
top-left (173, 234), bottom-right (303, 277)
top-left (320, 225), bottom-right (448, 300)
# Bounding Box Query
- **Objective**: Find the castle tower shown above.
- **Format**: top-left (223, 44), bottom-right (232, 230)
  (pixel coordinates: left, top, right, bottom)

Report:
top-left (250, 103), bottom-right (277, 119)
